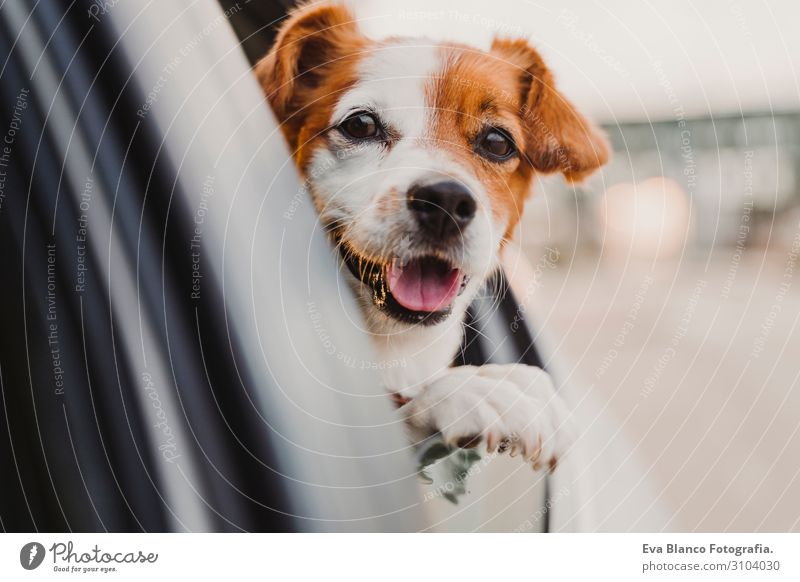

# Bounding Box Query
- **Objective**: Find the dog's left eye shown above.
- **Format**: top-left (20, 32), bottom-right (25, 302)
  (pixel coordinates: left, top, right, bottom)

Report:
top-left (339, 112), bottom-right (380, 139)
top-left (477, 128), bottom-right (517, 161)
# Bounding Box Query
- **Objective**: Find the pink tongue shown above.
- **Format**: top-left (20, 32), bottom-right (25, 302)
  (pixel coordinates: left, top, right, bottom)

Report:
top-left (387, 259), bottom-right (463, 312)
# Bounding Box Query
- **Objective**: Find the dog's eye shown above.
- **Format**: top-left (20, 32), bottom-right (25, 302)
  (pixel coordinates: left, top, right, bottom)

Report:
top-left (339, 112), bottom-right (380, 139)
top-left (478, 129), bottom-right (516, 161)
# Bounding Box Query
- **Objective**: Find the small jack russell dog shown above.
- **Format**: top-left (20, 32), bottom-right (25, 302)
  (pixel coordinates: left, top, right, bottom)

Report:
top-left (256, 1), bottom-right (608, 471)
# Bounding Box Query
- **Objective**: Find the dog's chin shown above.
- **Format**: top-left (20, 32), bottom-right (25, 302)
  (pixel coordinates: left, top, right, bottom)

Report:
top-left (337, 241), bottom-right (470, 327)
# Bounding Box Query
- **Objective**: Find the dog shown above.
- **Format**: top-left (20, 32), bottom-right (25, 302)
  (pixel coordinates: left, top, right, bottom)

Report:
top-left (256, 1), bottom-right (608, 470)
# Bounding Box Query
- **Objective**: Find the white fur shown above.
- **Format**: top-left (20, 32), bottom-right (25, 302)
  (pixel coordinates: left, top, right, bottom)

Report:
top-left (331, 40), bottom-right (439, 138)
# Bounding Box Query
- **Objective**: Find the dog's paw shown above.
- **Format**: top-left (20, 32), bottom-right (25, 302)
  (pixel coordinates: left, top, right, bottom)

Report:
top-left (401, 364), bottom-right (572, 471)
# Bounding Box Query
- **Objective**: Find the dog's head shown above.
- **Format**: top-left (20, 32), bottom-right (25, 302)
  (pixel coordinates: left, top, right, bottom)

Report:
top-left (257, 2), bottom-right (608, 330)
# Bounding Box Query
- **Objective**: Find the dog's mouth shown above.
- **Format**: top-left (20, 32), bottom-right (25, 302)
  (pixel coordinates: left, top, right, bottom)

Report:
top-left (387, 256), bottom-right (464, 312)
top-left (337, 240), bottom-right (469, 325)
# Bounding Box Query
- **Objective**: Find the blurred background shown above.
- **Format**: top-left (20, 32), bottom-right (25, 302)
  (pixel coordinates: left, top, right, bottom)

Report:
top-left (348, 0), bottom-right (800, 531)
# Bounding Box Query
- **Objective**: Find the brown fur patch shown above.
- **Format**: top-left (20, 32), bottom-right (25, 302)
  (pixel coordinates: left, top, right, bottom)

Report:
top-left (426, 41), bottom-right (609, 238)
top-left (490, 38), bottom-right (610, 182)
top-left (254, 2), bottom-right (369, 171)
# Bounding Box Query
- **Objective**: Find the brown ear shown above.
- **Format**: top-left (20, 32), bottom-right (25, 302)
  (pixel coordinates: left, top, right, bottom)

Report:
top-left (255, 2), bottom-right (365, 150)
top-left (491, 38), bottom-right (609, 182)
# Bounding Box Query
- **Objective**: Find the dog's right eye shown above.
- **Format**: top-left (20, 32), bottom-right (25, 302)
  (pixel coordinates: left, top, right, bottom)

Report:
top-left (477, 128), bottom-right (517, 161)
top-left (339, 112), bottom-right (380, 139)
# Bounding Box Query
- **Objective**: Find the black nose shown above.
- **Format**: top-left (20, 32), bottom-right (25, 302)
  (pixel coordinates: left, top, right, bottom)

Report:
top-left (407, 181), bottom-right (477, 240)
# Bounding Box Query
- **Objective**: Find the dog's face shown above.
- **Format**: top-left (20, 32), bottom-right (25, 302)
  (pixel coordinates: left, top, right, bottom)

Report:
top-left (258, 3), bottom-right (608, 330)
